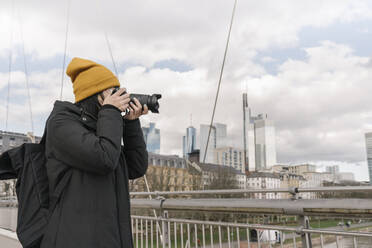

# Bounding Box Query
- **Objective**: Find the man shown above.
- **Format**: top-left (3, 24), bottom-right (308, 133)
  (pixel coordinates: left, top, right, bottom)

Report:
top-left (40, 57), bottom-right (148, 248)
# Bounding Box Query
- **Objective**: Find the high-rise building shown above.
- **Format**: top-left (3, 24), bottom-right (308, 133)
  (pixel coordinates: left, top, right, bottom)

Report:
top-left (325, 165), bottom-right (340, 182)
top-left (142, 122), bottom-right (160, 154)
top-left (365, 132), bottom-right (372, 184)
top-left (243, 93), bottom-right (256, 172)
top-left (182, 126), bottom-right (197, 158)
top-left (243, 93), bottom-right (277, 172)
top-left (214, 146), bottom-right (244, 173)
top-left (326, 165), bottom-right (340, 175)
top-left (253, 114), bottom-right (277, 171)
top-left (199, 123), bottom-right (227, 164)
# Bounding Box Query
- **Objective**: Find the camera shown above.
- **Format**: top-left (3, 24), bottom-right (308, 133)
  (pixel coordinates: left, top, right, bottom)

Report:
top-left (111, 87), bottom-right (162, 113)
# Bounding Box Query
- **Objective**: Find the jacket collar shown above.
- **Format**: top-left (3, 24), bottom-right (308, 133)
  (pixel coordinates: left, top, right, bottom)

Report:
top-left (52, 101), bottom-right (97, 130)
top-left (81, 110), bottom-right (97, 130)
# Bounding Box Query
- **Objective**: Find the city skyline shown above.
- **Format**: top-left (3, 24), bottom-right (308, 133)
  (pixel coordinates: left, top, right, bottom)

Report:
top-left (1, 1), bottom-right (371, 181)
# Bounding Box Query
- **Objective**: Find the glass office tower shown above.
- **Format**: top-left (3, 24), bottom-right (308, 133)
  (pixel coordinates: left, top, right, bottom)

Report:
top-left (253, 116), bottom-right (277, 171)
top-left (183, 126), bottom-right (196, 158)
top-left (199, 123), bottom-right (227, 164)
top-left (142, 122), bottom-right (160, 154)
top-left (243, 93), bottom-right (277, 172)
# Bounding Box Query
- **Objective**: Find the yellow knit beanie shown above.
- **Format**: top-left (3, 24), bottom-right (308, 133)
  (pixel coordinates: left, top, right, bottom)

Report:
top-left (66, 57), bottom-right (120, 102)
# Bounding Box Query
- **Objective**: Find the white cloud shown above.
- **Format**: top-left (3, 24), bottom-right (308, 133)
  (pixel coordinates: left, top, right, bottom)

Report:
top-left (1, 41), bottom-right (371, 164)
top-left (261, 56), bottom-right (276, 63)
top-left (1, 1), bottom-right (372, 180)
top-left (115, 41), bottom-right (372, 173)
top-left (1, 0), bottom-right (372, 70)
top-left (244, 42), bottom-right (372, 167)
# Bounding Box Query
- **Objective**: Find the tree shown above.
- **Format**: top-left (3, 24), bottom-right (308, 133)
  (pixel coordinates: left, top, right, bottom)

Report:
top-left (207, 166), bottom-right (239, 190)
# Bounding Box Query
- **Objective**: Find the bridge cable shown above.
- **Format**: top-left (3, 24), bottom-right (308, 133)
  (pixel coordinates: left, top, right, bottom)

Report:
top-left (95, 0), bottom-right (118, 77)
top-left (5, 0), bottom-right (15, 131)
top-left (60, 0), bottom-right (71, 101)
top-left (104, 31), bottom-right (118, 77)
top-left (202, 0), bottom-right (238, 163)
top-left (18, 6), bottom-right (34, 133)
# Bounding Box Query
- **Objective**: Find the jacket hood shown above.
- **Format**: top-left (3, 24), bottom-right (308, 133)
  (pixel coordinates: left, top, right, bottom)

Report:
top-left (50, 100), bottom-right (98, 131)
top-left (52, 100), bottom-right (82, 116)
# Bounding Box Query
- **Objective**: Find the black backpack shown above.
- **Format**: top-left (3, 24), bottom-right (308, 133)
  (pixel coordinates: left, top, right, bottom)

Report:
top-left (0, 132), bottom-right (71, 247)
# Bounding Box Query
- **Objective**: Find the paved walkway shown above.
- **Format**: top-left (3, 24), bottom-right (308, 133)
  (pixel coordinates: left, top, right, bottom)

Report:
top-left (0, 229), bottom-right (21, 248)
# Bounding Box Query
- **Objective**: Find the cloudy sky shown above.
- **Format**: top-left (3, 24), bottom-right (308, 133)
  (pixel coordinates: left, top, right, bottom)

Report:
top-left (1, 0), bottom-right (372, 180)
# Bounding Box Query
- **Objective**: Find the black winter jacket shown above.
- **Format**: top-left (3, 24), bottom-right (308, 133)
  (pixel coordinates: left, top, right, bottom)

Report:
top-left (40, 101), bottom-right (148, 248)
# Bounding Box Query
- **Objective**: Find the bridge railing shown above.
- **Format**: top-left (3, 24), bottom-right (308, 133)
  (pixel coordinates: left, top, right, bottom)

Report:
top-left (130, 215), bottom-right (372, 248)
top-left (2, 187), bottom-right (372, 247)
top-left (130, 198), bottom-right (372, 218)
top-left (129, 186), bottom-right (372, 197)
top-left (129, 186), bottom-right (372, 248)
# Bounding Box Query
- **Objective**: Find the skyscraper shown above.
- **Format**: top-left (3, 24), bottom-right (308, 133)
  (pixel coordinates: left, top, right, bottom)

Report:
top-left (326, 165), bottom-right (340, 174)
top-left (142, 122), bottom-right (160, 154)
top-left (183, 126), bottom-right (197, 158)
top-left (254, 114), bottom-right (277, 171)
top-left (326, 165), bottom-right (340, 181)
top-left (214, 146), bottom-right (244, 173)
top-left (199, 123), bottom-right (227, 163)
top-left (365, 132), bottom-right (372, 184)
top-left (243, 93), bottom-right (256, 172)
top-left (243, 93), bottom-right (277, 172)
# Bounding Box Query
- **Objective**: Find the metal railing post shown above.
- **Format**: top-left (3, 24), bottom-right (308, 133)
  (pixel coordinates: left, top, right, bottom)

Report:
top-left (126, 215), bottom-right (372, 248)
top-left (299, 215), bottom-right (312, 248)
top-left (162, 210), bottom-right (169, 248)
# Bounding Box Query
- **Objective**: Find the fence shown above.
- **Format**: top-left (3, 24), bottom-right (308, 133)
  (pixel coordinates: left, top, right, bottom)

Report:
top-left (129, 186), bottom-right (372, 248)
top-left (130, 215), bottom-right (372, 248)
top-left (2, 187), bottom-right (372, 247)
top-left (130, 186), bottom-right (372, 196)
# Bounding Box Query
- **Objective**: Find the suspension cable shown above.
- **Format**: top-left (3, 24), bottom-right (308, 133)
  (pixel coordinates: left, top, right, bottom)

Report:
top-left (105, 31), bottom-right (118, 77)
top-left (60, 0), bottom-right (71, 100)
top-left (203, 0), bottom-right (238, 163)
top-left (95, 0), bottom-right (118, 77)
top-left (18, 7), bottom-right (34, 133)
top-left (5, 0), bottom-right (15, 131)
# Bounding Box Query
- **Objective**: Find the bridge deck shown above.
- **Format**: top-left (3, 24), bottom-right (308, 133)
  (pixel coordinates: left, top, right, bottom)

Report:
top-left (0, 229), bottom-right (20, 248)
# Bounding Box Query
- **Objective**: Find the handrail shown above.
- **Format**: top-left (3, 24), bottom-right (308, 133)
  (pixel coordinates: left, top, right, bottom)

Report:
top-left (1, 186), bottom-right (371, 200)
top-left (131, 198), bottom-right (372, 217)
top-left (130, 186), bottom-right (372, 196)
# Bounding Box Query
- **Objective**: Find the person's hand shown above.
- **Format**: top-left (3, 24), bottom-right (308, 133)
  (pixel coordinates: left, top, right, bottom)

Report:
top-left (102, 88), bottom-right (130, 112)
top-left (124, 97), bottom-right (149, 120)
